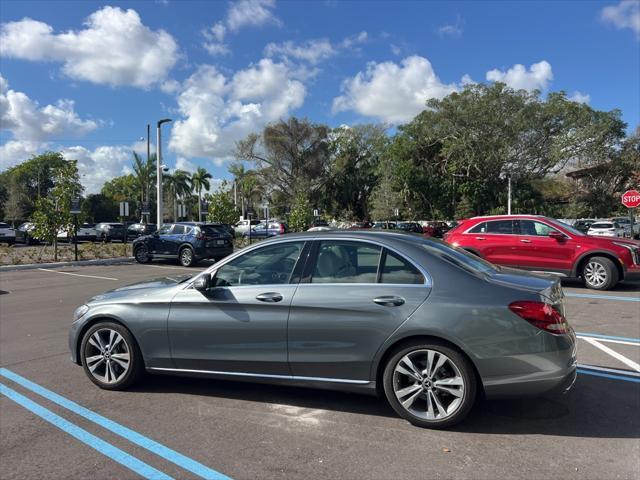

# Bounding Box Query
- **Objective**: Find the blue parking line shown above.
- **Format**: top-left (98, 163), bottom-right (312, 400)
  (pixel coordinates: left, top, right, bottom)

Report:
top-left (565, 292), bottom-right (640, 302)
top-left (0, 383), bottom-right (173, 480)
top-left (577, 368), bottom-right (640, 383)
top-left (575, 332), bottom-right (640, 343)
top-left (0, 368), bottom-right (231, 480)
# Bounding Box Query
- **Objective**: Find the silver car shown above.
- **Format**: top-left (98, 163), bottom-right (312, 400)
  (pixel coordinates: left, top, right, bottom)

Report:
top-left (69, 231), bottom-right (576, 428)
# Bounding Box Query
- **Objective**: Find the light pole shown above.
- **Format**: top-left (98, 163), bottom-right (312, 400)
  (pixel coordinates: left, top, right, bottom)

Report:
top-left (507, 175), bottom-right (512, 215)
top-left (156, 118), bottom-right (172, 227)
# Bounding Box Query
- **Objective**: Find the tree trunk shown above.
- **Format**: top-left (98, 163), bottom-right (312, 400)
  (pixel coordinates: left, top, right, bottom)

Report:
top-left (198, 188), bottom-right (202, 222)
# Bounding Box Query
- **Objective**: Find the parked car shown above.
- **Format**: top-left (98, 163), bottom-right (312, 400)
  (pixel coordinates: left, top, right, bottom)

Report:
top-left (422, 221), bottom-right (450, 238)
top-left (0, 222), bottom-right (15, 245)
top-left (95, 223), bottom-right (127, 242)
top-left (348, 221), bottom-right (373, 230)
top-left (587, 221), bottom-right (624, 238)
top-left (70, 230), bottom-right (577, 429)
top-left (372, 222), bottom-right (396, 229)
top-left (572, 219), bottom-right (596, 234)
top-left (57, 223), bottom-right (97, 243)
top-left (243, 221), bottom-right (288, 238)
top-left (235, 219), bottom-right (261, 236)
top-left (133, 222), bottom-right (233, 267)
top-left (610, 217), bottom-right (640, 239)
top-left (444, 214), bottom-right (640, 290)
top-left (127, 223), bottom-right (157, 238)
top-left (15, 222), bottom-right (40, 245)
top-left (396, 222), bottom-right (423, 233)
top-left (307, 226), bottom-right (333, 232)
top-left (309, 220), bottom-right (329, 229)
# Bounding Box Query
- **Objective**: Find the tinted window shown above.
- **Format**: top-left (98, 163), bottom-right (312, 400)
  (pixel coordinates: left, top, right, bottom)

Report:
top-left (518, 220), bottom-right (561, 236)
top-left (201, 225), bottom-right (226, 235)
top-left (157, 225), bottom-right (172, 235)
top-left (172, 225), bottom-right (186, 235)
top-left (312, 241), bottom-right (381, 284)
top-left (214, 242), bottom-right (304, 286)
top-left (0, 223), bottom-right (10, 228)
top-left (468, 222), bottom-right (486, 233)
top-left (591, 223), bottom-right (614, 229)
top-left (380, 251), bottom-right (424, 284)
top-left (485, 220), bottom-right (514, 234)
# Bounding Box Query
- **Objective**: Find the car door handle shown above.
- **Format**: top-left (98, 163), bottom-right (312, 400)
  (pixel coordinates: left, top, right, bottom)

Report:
top-left (520, 239), bottom-right (532, 243)
top-left (256, 292), bottom-right (283, 303)
top-left (475, 237), bottom-right (486, 240)
top-left (373, 296), bottom-right (405, 307)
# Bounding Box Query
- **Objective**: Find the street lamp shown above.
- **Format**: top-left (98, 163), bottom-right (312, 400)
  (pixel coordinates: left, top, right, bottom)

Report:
top-left (156, 118), bottom-right (172, 227)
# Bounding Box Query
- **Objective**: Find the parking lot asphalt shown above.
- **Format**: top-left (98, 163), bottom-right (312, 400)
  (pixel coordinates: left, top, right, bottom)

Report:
top-left (1, 262), bottom-right (638, 479)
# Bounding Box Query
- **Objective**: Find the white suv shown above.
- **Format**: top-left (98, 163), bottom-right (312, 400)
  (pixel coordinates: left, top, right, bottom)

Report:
top-left (234, 219), bottom-right (260, 236)
top-left (0, 222), bottom-right (16, 245)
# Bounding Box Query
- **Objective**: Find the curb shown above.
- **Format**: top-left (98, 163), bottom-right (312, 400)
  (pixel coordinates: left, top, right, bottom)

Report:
top-left (0, 257), bottom-right (134, 272)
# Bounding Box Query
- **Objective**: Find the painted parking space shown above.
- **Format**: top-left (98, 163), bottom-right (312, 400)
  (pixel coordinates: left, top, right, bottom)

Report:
top-left (1, 263), bottom-right (639, 479)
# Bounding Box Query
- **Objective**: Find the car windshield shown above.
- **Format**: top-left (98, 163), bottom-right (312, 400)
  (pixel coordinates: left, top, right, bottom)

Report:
top-left (549, 219), bottom-right (585, 236)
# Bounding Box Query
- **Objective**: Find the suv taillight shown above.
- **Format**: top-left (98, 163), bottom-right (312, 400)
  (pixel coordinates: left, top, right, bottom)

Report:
top-left (279, 224), bottom-right (285, 234)
top-left (195, 230), bottom-right (206, 240)
top-left (508, 301), bottom-right (569, 334)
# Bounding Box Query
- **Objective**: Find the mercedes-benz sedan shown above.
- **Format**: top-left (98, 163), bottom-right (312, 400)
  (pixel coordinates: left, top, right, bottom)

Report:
top-left (69, 231), bottom-right (576, 428)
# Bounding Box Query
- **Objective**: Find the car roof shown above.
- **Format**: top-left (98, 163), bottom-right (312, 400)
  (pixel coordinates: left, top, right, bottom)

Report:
top-left (469, 214), bottom-right (546, 220)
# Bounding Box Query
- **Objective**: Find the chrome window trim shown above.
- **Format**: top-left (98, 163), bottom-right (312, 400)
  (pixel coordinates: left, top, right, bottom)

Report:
top-left (186, 235), bottom-right (432, 289)
top-left (148, 367), bottom-right (371, 385)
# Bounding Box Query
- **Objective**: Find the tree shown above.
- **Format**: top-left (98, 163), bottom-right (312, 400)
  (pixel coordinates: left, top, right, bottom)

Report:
top-left (132, 152), bottom-right (156, 222)
top-left (82, 194), bottom-right (118, 222)
top-left (287, 192), bottom-right (313, 232)
top-left (322, 125), bottom-right (387, 220)
top-left (4, 183), bottom-right (26, 227)
top-left (369, 158), bottom-right (403, 222)
top-left (235, 117), bottom-right (330, 203)
top-left (206, 186), bottom-right (238, 225)
top-left (164, 169), bottom-right (191, 221)
top-left (32, 160), bottom-right (82, 262)
top-left (189, 167), bottom-right (213, 221)
top-left (228, 163), bottom-right (264, 218)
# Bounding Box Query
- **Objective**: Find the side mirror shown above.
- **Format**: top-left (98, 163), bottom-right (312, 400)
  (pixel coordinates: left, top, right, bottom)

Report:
top-left (549, 231), bottom-right (565, 240)
top-left (193, 273), bottom-right (211, 292)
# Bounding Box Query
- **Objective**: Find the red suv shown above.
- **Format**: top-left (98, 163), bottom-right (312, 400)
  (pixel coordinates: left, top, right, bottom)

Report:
top-left (444, 215), bottom-right (640, 290)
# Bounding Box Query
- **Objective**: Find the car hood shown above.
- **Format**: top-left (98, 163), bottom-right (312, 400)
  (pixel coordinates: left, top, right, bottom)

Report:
top-left (87, 274), bottom-right (193, 304)
top-left (581, 235), bottom-right (639, 247)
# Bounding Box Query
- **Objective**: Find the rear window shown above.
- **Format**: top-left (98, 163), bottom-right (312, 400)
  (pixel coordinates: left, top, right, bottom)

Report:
top-left (0, 223), bottom-right (10, 228)
top-left (201, 225), bottom-right (226, 235)
top-left (591, 223), bottom-right (614, 229)
top-left (421, 241), bottom-right (498, 275)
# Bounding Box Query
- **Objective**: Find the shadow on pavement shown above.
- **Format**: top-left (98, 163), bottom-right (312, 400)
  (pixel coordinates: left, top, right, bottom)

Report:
top-left (134, 371), bottom-right (639, 439)
top-left (562, 278), bottom-right (640, 292)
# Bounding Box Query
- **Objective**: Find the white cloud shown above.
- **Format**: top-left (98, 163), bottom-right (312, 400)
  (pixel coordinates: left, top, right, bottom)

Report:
top-left (486, 60), bottom-right (553, 91)
top-left (0, 73), bottom-right (98, 145)
top-left (203, 0), bottom-right (280, 55)
top-left (601, 1), bottom-right (640, 37)
top-left (264, 39), bottom-right (335, 64)
top-left (0, 6), bottom-right (179, 88)
top-left (437, 16), bottom-right (464, 37)
top-left (0, 140), bottom-right (40, 170)
top-left (332, 56), bottom-right (458, 124)
top-left (61, 145), bottom-right (133, 194)
top-left (227, 0), bottom-right (281, 31)
top-left (175, 156), bottom-right (197, 173)
top-left (169, 59), bottom-right (305, 162)
top-left (569, 91), bottom-right (591, 104)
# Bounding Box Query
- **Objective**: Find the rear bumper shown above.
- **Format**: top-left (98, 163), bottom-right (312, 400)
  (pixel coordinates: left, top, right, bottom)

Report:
top-left (195, 246), bottom-right (234, 260)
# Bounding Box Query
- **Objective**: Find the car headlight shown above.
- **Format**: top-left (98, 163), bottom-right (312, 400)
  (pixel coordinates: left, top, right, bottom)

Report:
top-left (613, 242), bottom-right (640, 265)
top-left (73, 304), bottom-right (90, 321)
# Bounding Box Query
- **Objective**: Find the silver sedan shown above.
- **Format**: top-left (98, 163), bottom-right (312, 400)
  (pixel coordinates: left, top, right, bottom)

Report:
top-left (69, 231), bottom-right (576, 428)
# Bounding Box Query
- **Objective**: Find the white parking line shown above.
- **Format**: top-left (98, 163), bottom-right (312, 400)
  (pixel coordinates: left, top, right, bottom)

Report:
top-left (37, 268), bottom-right (118, 281)
top-left (140, 264), bottom-right (203, 271)
top-left (577, 364), bottom-right (640, 378)
top-left (582, 337), bottom-right (640, 372)
top-left (576, 335), bottom-right (640, 347)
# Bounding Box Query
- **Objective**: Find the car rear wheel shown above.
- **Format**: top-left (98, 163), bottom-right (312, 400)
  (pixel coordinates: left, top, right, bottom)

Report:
top-left (383, 341), bottom-right (476, 429)
top-left (582, 256), bottom-right (618, 290)
top-left (134, 245), bottom-right (152, 264)
top-left (80, 322), bottom-right (143, 390)
top-left (179, 246), bottom-right (196, 267)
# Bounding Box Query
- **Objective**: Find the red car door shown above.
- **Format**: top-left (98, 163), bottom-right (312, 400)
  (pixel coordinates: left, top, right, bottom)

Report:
top-left (466, 219), bottom-right (519, 267)
top-left (513, 220), bottom-right (576, 275)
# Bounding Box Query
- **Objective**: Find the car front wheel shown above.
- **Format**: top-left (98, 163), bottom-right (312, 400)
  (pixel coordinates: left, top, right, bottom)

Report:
top-left (582, 256), bottom-right (618, 290)
top-left (80, 322), bottom-right (143, 390)
top-left (134, 245), bottom-right (152, 264)
top-left (383, 341), bottom-right (477, 429)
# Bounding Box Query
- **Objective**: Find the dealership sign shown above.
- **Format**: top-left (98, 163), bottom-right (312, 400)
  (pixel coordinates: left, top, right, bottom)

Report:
top-left (621, 190), bottom-right (640, 208)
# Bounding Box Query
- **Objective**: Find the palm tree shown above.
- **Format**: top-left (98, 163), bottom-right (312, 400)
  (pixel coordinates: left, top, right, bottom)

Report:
top-left (190, 167), bottom-right (213, 221)
top-left (163, 169), bottom-right (191, 221)
top-left (132, 151), bottom-right (156, 222)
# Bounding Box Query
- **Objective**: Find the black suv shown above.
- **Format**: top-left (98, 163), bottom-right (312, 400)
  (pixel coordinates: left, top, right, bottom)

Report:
top-left (132, 222), bottom-right (234, 267)
top-left (95, 223), bottom-right (127, 242)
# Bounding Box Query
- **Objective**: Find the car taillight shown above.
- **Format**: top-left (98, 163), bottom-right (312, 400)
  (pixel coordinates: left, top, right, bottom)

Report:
top-left (196, 232), bottom-right (206, 240)
top-left (279, 224), bottom-right (285, 234)
top-left (508, 301), bottom-right (569, 334)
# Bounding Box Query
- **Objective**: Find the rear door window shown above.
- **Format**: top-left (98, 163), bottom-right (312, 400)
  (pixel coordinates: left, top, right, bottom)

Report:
top-left (380, 250), bottom-right (424, 284)
top-left (485, 220), bottom-right (515, 234)
top-left (311, 241), bottom-right (382, 284)
top-left (172, 225), bottom-right (186, 235)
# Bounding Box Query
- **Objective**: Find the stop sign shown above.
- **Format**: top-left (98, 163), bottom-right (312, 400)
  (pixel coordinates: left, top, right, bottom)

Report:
top-left (621, 190), bottom-right (640, 208)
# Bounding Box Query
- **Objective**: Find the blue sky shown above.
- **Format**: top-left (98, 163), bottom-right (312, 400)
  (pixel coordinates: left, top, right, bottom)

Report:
top-left (1, 0), bottom-right (639, 193)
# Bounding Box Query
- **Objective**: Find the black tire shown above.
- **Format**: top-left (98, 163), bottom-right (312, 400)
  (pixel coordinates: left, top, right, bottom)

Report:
top-left (581, 256), bottom-right (618, 290)
top-left (383, 340), bottom-right (477, 429)
top-left (80, 322), bottom-right (144, 390)
top-left (179, 246), bottom-right (196, 267)
top-left (134, 244), bottom-right (152, 264)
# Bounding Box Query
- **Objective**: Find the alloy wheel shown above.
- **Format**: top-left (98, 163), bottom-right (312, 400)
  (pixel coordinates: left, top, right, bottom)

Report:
top-left (84, 328), bottom-right (131, 384)
top-left (392, 349), bottom-right (465, 420)
top-left (135, 246), bottom-right (149, 263)
top-left (584, 261), bottom-right (607, 288)
top-left (180, 248), bottom-right (193, 266)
